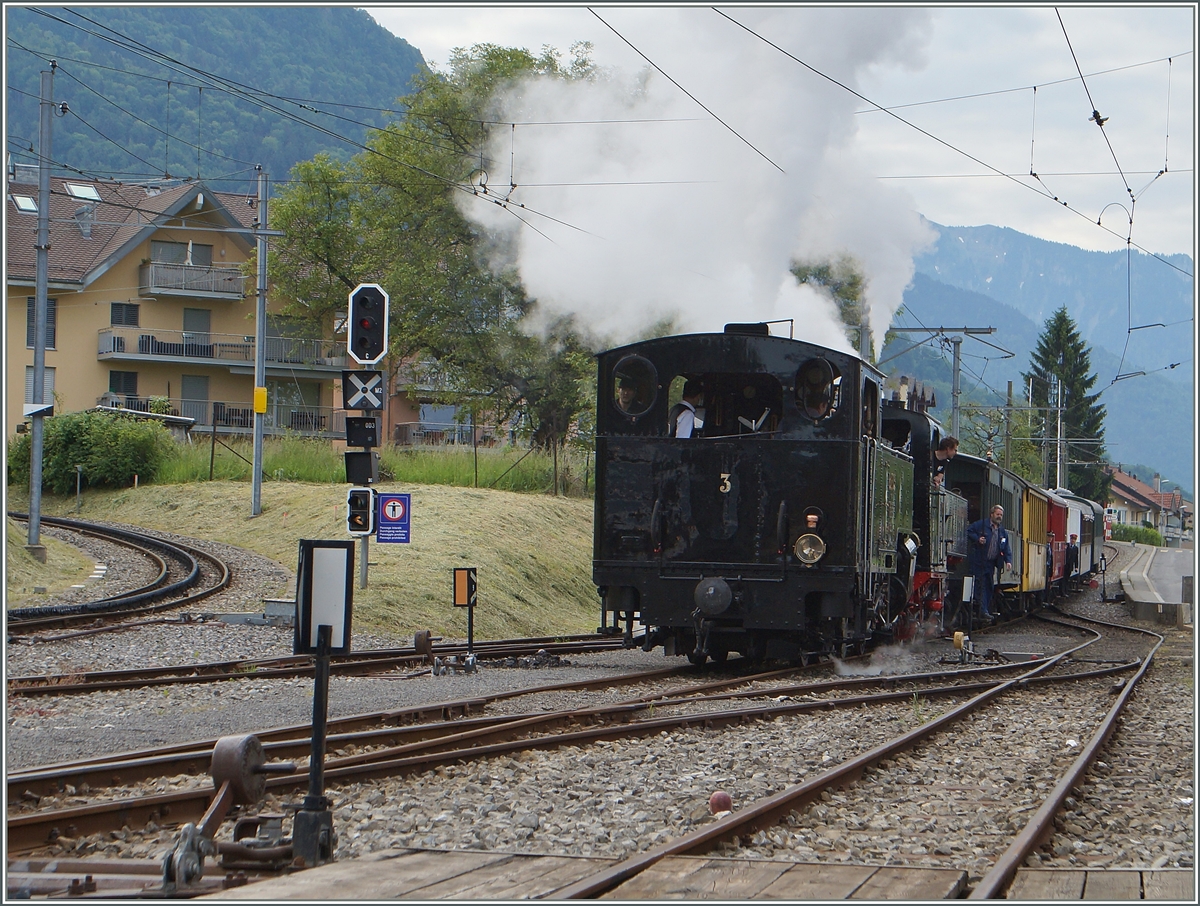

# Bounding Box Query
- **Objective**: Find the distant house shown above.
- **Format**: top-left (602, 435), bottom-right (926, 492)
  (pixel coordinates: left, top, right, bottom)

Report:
top-left (1104, 466), bottom-right (1192, 547)
top-left (6, 170), bottom-right (345, 439)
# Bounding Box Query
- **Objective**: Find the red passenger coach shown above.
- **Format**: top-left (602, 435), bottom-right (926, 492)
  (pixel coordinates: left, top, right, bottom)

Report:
top-left (1045, 489), bottom-right (1069, 588)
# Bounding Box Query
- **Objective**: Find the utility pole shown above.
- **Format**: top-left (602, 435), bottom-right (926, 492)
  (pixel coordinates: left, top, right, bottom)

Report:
top-left (950, 336), bottom-right (962, 438)
top-left (1004, 381), bottom-right (1012, 470)
top-left (26, 62), bottom-right (56, 560)
top-left (251, 168), bottom-right (268, 516)
top-left (880, 327), bottom-right (1008, 438)
top-left (1056, 375), bottom-right (1066, 490)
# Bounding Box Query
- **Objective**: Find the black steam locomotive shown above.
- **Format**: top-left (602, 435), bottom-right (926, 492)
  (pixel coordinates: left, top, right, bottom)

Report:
top-left (592, 323), bottom-right (969, 664)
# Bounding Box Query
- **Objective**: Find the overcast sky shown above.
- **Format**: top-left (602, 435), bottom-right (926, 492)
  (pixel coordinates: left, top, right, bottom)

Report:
top-left (366, 5), bottom-right (1195, 259)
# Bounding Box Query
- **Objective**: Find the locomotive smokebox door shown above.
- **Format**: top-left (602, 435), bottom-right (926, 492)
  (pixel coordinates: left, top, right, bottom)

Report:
top-left (694, 577), bottom-right (733, 615)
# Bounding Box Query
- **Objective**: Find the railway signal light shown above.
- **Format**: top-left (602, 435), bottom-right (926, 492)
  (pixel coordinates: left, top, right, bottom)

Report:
top-left (347, 284), bottom-right (389, 365)
top-left (346, 487), bottom-right (377, 536)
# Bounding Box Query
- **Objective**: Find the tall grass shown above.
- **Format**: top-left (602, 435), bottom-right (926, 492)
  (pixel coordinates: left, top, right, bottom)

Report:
top-left (156, 435), bottom-right (345, 484)
top-left (152, 434), bottom-right (594, 496)
top-left (384, 445), bottom-right (593, 496)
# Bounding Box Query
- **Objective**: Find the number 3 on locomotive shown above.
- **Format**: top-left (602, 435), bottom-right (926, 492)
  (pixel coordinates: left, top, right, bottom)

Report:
top-left (719, 473), bottom-right (732, 494)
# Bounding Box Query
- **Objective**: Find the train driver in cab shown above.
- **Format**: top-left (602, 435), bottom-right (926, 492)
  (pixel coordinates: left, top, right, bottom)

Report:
top-left (670, 381), bottom-right (704, 437)
top-left (616, 375), bottom-right (639, 413)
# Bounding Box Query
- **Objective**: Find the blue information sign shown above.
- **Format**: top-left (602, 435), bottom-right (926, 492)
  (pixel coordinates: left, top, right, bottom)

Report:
top-left (376, 493), bottom-right (411, 544)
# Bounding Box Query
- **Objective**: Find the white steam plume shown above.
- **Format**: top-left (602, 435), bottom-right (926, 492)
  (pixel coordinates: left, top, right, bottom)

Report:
top-left (458, 8), bottom-right (937, 351)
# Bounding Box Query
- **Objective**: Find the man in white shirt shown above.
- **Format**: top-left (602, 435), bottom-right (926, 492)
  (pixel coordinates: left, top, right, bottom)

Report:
top-left (670, 381), bottom-right (704, 438)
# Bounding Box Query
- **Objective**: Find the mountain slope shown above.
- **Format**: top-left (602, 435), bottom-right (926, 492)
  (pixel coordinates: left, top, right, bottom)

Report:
top-left (913, 222), bottom-right (1194, 386)
top-left (887, 271), bottom-right (1194, 492)
top-left (5, 6), bottom-right (425, 192)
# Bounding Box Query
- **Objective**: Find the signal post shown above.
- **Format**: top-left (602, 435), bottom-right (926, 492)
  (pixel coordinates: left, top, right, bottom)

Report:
top-left (343, 284), bottom-right (389, 588)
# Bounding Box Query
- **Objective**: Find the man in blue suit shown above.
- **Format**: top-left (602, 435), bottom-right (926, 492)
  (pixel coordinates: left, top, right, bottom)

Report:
top-left (967, 504), bottom-right (1012, 620)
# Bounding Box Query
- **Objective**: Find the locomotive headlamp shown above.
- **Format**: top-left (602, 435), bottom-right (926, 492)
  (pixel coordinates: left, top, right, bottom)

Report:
top-left (794, 533), bottom-right (826, 564)
top-left (904, 536), bottom-right (919, 557)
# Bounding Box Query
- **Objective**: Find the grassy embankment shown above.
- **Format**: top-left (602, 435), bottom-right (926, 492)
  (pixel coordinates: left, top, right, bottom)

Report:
top-left (6, 516), bottom-right (96, 606)
top-left (4, 481), bottom-right (599, 640)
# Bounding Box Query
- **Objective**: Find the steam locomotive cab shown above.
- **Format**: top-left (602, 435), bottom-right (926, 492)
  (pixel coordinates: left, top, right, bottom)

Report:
top-left (594, 324), bottom-right (914, 664)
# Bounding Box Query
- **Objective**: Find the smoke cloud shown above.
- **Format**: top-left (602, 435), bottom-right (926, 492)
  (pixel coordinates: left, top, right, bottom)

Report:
top-left (458, 8), bottom-right (937, 351)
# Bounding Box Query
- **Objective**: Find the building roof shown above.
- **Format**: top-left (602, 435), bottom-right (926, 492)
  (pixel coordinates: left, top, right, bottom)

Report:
top-left (6, 175), bottom-right (257, 289)
top-left (1103, 467), bottom-right (1185, 516)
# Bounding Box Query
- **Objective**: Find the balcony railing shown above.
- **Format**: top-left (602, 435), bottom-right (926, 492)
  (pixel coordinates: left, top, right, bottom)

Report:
top-left (98, 395), bottom-right (344, 437)
top-left (139, 261), bottom-right (246, 300)
top-left (98, 327), bottom-right (347, 370)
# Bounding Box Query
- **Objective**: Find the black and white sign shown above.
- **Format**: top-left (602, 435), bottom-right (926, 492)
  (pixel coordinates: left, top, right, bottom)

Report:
top-left (342, 370), bottom-right (384, 411)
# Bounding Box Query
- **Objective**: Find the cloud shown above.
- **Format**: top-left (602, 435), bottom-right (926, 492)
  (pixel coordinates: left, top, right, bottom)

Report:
top-left (457, 8), bottom-right (938, 351)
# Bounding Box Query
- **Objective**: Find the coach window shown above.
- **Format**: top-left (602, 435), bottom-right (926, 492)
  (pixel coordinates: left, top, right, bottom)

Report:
top-left (612, 355), bottom-right (657, 419)
top-left (796, 358), bottom-right (840, 421)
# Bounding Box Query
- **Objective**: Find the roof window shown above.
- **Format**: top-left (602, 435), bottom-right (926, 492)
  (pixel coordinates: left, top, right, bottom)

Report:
top-left (65, 182), bottom-right (101, 200)
top-left (11, 194), bottom-right (37, 212)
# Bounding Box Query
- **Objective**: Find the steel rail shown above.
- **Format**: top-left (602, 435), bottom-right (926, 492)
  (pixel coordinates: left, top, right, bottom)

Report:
top-left (6, 634), bottom-right (633, 695)
top-left (7, 652), bottom-right (1115, 804)
top-left (969, 609), bottom-right (1165, 899)
top-left (9, 655), bottom-right (1130, 856)
top-left (552, 631), bottom-right (1107, 898)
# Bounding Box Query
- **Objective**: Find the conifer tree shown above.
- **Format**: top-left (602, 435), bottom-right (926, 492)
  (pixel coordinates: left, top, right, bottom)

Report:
top-left (1022, 306), bottom-right (1110, 502)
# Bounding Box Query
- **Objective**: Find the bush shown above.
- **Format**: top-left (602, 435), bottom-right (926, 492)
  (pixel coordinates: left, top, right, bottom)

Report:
top-left (6, 411), bottom-right (176, 493)
top-left (1110, 523), bottom-right (1164, 546)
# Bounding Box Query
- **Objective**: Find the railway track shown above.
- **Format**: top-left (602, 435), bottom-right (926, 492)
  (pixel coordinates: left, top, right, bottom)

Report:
top-left (5, 566), bottom-right (1173, 898)
top-left (5, 633), bottom-right (631, 696)
top-left (7, 625), bottom-right (1148, 896)
top-left (6, 514), bottom-right (231, 634)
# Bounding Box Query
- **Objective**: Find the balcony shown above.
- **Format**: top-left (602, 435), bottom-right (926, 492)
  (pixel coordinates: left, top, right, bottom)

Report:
top-left (139, 261), bottom-right (246, 300)
top-left (99, 395), bottom-right (344, 438)
top-left (98, 328), bottom-right (348, 373)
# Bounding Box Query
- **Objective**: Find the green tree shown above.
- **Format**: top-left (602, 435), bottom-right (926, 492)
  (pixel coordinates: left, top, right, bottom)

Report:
top-left (267, 43), bottom-right (600, 448)
top-left (1022, 306), bottom-right (1110, 502)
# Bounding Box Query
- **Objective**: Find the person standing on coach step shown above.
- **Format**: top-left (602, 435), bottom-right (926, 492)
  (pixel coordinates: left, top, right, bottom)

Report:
top-left (967, 504), bottom-right (1012, 620)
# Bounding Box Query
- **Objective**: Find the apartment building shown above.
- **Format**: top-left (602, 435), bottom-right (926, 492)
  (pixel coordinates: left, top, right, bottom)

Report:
top-left (6, 172), bottom-right (346, 438)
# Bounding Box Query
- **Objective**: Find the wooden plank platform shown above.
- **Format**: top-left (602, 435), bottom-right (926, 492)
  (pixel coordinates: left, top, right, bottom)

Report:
top-left (201, 850), bottom-right (967, 900)
top-left (601, 857), bottom-right (966, 900)
top-left (1007, 868), bottom-right (1196, 900)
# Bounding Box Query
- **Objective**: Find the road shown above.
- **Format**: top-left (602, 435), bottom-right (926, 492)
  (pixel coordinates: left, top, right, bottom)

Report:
top-left (1147, 547), bottom-right (1195, 604)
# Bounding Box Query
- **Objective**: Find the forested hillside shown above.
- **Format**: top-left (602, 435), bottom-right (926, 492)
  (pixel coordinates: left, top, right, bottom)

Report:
top-left (886, 267), bottom-right (1194, 493)
top-left (5, 6), bottom-right (425, 193)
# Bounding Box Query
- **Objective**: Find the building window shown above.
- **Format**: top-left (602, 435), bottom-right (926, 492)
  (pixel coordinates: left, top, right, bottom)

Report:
top-left (26, 296), bottom-right (56, 349)
top-left (65, 182), bottom-right (101, 200)
top-left (151, 239), bottom-right (213, 266)
top-left (11, 194), bottom-right (37, 213)
top-left (111, 302), bottom-right (140, 327)
top-left (24, 366), bottom-right (55, 404)
top-left (109, 370), bottom-right (138, 397)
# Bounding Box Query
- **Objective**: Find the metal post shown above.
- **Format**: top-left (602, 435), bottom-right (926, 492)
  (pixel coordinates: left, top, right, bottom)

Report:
top-left (1004, 381), bottom-right (1012, 471)
top-left (950, 335), bottom-right (962, 439)
top-left (472, 410), bottom-right (478, 488)
top-left (359, 535), bottom-right (368, 589)
top-left (27, 63), bottom-right (55, 555)
top-left (251, 168), bottom-right (268, 516)
top-left (1056, 375), bottom-right (1065, 490)
top-left (210, 405), bottom-right (217, 480)
top-left (292, 623), bottom-right (334, 867)
top-left (75, 465), bottom-right (82, 513)
top-left (467, 602), bottom-right (474, 655)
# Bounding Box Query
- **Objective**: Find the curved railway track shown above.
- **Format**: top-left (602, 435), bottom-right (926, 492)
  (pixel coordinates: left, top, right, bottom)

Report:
top-left (6, 514), bottom-right (231, 634)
